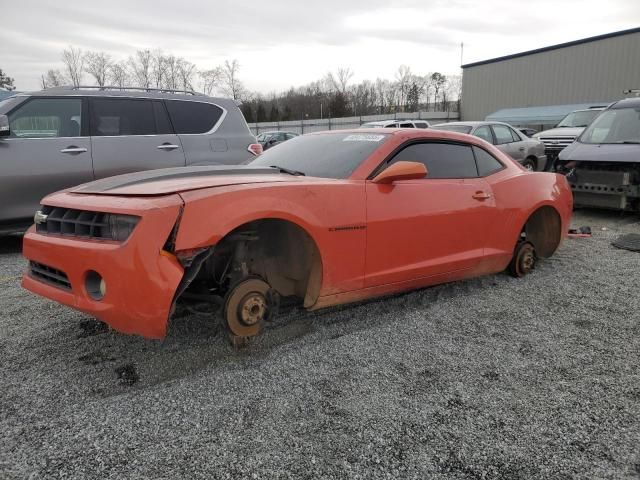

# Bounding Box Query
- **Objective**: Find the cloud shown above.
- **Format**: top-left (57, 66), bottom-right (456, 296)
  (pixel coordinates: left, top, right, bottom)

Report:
top-left (2, 0), bottom-right (639, 92)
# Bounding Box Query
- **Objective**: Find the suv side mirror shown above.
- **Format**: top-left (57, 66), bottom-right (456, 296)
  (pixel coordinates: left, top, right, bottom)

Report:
top-left (372, 161), bottom-right (428, 184)
top-left (0, 115), bottom-right (9, 137)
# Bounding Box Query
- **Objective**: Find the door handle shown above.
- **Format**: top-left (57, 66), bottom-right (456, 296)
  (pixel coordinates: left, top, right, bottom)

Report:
top-left (157, 143), bottom-right (180, 151)
top-left (518, 147), bottom-right (525, 151)
top-left (472, 191), bottom-right (491, 200)
top-left (60, 146), bottom-right (87, 154)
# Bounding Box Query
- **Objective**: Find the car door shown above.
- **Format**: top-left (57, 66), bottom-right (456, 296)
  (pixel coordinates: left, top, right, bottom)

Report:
top-left (90, 97), bottom-right (185, 179)
top-left (164, 99), bottom-right (227, 165)
top-left (0, 96), bottom-right (94, 223)
top-left (364, 141), bottom-right (498, 287)
top-left (491, 124), bottom-right (524, 161)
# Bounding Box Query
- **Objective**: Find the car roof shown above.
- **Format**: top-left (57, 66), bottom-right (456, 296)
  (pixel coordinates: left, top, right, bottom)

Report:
top-left (611, 97), bottom-right (640, 109)
top-left (16, 86), bottom-right (239, 108)
top-left (260, 130), bottom-right (298, 134)
top-left (432, 121), bottom-right (508, 128)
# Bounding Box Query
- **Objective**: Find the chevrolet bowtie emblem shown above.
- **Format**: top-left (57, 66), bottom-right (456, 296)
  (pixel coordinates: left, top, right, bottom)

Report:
top-left (34, 210), bottom-right (48, 225)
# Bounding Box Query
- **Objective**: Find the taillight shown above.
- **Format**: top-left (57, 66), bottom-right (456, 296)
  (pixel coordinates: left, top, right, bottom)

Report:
top-left (247, 143), bottom-right (263, 156)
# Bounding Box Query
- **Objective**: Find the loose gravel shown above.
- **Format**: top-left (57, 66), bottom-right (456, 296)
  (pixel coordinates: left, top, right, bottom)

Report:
top-left (1, 210), bottom-right (639, 479)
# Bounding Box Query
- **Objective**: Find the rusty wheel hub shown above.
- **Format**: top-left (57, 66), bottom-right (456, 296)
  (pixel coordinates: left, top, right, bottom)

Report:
top-left (224, 278), bottom-right (270, 338)
top-left (516, 243), bottom-right (536, 276)
top-left (239, 293), bottom-right (267, 326)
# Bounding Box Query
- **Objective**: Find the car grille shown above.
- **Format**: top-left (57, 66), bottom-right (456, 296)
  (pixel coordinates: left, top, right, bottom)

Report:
top-left (29, 261), bottom-right (71, 290)
top-left (539, 136), bottom-right (577, 153)
top-left (36, 206), bottom-right (113, 240)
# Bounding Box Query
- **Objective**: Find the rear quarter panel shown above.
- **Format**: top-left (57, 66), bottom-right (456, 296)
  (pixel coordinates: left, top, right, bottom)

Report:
top-left (483, 169), bottom-right (573, 270)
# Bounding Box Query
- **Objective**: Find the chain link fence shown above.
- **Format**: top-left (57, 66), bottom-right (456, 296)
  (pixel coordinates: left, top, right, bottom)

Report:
top-left (248, 111), bottom-right (460, 135)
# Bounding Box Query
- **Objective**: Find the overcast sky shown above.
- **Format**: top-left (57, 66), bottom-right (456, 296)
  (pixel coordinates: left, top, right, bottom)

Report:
top-left (1, 0), bottom-right (639, 93)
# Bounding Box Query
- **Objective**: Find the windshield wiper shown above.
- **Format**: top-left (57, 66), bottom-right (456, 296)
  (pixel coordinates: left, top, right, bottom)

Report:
top-left (270, 165), bottom-right (306, 176)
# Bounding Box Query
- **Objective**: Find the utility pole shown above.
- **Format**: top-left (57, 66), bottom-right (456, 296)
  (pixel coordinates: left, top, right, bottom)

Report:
top-left (460, 42), bottom-right (464, 67)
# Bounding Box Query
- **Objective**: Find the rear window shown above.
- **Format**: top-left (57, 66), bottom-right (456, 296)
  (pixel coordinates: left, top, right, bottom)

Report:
top-left (165, 100), bottom-right (224, 134)
top-left (473, 146), bottom-right (504, 176)
top-left (431, 124), bottom-right (472, 134)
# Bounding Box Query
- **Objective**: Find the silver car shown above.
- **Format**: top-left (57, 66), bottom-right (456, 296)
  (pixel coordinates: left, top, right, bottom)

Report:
top-left (360, 119), bottom-right (430, 129)
top-left (431, 121), bottom-right (547, 171)
top-left (0, 86), bottom-right (260, 233)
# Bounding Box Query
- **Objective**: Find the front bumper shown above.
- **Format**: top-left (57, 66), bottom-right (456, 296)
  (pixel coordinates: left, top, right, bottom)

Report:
top-left (21, 194), bottom-right (185, 339)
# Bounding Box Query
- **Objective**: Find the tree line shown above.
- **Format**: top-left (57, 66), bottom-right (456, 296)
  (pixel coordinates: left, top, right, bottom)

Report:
top-left (14, 45), bottom-right (461, 121)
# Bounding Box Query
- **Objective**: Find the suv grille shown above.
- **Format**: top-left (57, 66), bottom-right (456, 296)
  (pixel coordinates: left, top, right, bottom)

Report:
top-left (539, 136), bottom-right (577, 153)
top-left (29, 261), bottom-right (71, 290)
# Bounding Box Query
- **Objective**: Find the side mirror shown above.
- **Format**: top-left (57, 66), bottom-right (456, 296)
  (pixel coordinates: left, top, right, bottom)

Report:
top-left (372, 161), bottom-right (428, 184)
top-left (0, 115), bottom-right (9, 137)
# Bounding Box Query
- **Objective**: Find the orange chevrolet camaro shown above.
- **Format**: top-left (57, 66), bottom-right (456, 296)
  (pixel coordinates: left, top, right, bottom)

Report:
top-left (22, 129), bottom-right (573, 344)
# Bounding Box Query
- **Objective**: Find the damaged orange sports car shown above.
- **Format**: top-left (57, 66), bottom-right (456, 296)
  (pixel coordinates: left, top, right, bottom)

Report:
top-left (22, 129), bottom-right (573, 344)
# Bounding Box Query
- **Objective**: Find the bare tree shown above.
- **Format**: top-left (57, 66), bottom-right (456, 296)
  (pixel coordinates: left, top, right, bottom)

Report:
top-left (61, 46), bottom-right (85, 87)
top-left (430, 72), bottom-right (447, 111)
top-left (221, 59), bottom-right (245, 100)
top-left (327, 67), bottom-right (353, 94)
top-left (129, 49), bottom-right (152, 89)
top-left (0, 68), bottom-right (16, 90)
top-left (395, 65), bottom-right (413, 112)
top-left (163, 55), bottom-right (180, 90)
top-left (109, 61), bottom-right (129, 88)
top-left (199, 67), bottom-right (222, 96)
top-left (40, 69), bottom-right (66, 89)
top-left (177, 59), bottom-right (197, 91)
top-left (84, 51), bottom-right (112, 87)
top-left (150, 50), bottom-right (166, 88)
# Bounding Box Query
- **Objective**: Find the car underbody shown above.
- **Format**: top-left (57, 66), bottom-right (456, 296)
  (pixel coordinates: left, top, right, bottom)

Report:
top-left (558, 161), bottom-right (640, 211)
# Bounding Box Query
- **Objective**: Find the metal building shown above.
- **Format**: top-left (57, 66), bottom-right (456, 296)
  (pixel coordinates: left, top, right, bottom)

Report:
top-left (461, 27), bottom-right (640, 123)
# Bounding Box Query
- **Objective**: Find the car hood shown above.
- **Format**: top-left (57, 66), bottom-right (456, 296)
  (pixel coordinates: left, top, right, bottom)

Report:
top-left (71, 166), bottom-right (307, 196)
top-left (534, 127), bottom-right (584, 138)
top-left (559, 141), bottom-right (640, 163)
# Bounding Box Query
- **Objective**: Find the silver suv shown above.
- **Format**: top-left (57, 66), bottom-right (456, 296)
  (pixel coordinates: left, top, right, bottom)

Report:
top-left (0, 86), bottom-right (260, 233)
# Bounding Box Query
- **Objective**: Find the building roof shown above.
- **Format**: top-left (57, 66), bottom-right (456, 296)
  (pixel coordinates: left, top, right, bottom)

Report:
top-left (485, 103), bottom-right (609, 125)
top-left (462, 27), bottom-right (640, 69)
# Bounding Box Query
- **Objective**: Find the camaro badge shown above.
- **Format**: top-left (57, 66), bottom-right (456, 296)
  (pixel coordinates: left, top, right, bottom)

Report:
top-left (34, 211), bottom-right (48, 225)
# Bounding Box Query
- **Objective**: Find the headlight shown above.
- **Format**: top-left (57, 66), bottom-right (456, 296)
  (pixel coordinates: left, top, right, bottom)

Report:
top-left (106, 214), bottom-right (139, 242)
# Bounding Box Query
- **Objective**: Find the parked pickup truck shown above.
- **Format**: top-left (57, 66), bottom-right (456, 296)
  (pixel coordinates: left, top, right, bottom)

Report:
top-left (557, 97), bottom-right (640, 211)
top-left (533, 107), bottom-right (605, 170)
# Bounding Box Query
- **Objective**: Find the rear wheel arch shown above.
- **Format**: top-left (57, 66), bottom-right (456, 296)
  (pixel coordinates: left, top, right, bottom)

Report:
top-left (518, 205), bottom-right (563, 258)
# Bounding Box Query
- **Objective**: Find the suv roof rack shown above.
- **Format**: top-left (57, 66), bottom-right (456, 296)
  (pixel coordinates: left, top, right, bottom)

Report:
top-left (47, 85), bottom-right (203, 96)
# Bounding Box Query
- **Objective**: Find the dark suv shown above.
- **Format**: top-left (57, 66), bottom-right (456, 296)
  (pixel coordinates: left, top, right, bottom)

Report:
top-left (0, 86), bottom-right (261, 232)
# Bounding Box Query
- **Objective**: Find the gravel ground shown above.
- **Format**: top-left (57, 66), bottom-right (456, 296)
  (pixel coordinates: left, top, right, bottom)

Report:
top-left (1, 209), bottom-right (639, 479)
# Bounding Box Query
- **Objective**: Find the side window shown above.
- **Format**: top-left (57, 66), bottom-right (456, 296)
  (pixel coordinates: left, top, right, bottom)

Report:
top-left (473, 146), bottom-right (504, 176)
top-left (384, 123), bottom-right (396, 128)
top-left (509, 127), bottom-right (523, 142)
top-left (414, 122), bottom-right (428, 128)
top-left (400, 122), bottom-right (414, 128)
top-left (153, 101), bottom-right (173, 135)
top-left (473, 125), bottom-right (494, 143)
top-left (8, 98), bottom-right (82, 138)
top-left (492, 124), bottom-right (515, 145)
top-left (165, 100), bottom-right (224, 134)
top-left (389, 142), bottom-right (478, 179)
top-left (91, 98), bottom-right (156, 136)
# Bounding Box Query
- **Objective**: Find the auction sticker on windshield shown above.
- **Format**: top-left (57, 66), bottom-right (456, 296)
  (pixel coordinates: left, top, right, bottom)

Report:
top-left (343, 134), bottom-right (386, 142)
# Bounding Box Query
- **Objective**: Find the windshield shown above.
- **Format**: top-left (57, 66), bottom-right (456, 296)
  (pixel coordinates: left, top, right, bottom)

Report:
top-left (431, 124), bottom-right (472, 134)
top-left (249, 132), bottom-right (390, 179)
top-left (579, 107), bottom-right (640, 144)
top-left (557, 110), bottom-right (601, 128)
